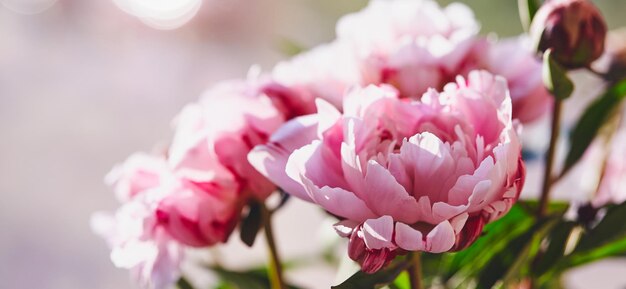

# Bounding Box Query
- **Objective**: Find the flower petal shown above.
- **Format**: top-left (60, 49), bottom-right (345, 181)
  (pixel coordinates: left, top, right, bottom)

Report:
top-left (425, 221), bottom-right (456, 253)
top-left (394, 222), bottom-right (425, 251)
top-left (362, 216), bottom-right (395, 250)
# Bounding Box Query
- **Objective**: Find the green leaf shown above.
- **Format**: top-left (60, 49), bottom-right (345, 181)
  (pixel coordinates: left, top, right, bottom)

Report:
top-left (543, 50), bottom-right (574, 100)
top-left (392, 272), bottom-right (410, 289)
top-left (563, 238), bottom-right (626, 268)
top-left (331, 259), bottom-right (409, 289)
top-left (177, 277), bottom-right (195, 289)
top-left (476, 217), bottom-right (557, 289)
top-left (239, 200), bottom-right (263, 247)
top-left (576, 201), bottom-right (626, 252)
top-left (540, 236), bottom-right (626, 282)
top-left (442, 205), bottom-right (534, 280)
top-left (212, 267), bottom-right (303, 289)
top-left (517, 200), bottom-right (570, 216)
top-left (561, 79), bottom-right (626, 177)
top-left (518, 0), bottom-right (541, 31)
top-left (532, 221), bottom-right (576, 277)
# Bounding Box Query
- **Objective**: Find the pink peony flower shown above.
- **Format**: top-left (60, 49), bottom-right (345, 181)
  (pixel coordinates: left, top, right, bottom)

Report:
top-left (168, 79), bottom-right (286, 202)
top-left (158, 78), bottom-right (288, 247)
top-left (249, 71), bottom-right (525, 273)
top-left (105, 152), bottom-right (171, 202)
top-left (272, 41), bottom-right (361, 111)
top-left (272, 0), bottom-right (550, 123)
top-left (155, 179), bottom-right (243, 247)
top-left (94, 76), bottom-right (291, 285)
top-left (92, 155), bottom-right (183, 289)
top-left (482, 36), bottom-right (553, 123)
top-left (336, 0), bottom-right (481, 98)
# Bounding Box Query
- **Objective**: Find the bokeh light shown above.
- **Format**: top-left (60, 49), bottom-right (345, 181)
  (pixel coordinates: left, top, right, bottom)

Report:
top-left (112, 0), bottom-right (202, 30)
top-left (1, 0), bottom-right (58, 15)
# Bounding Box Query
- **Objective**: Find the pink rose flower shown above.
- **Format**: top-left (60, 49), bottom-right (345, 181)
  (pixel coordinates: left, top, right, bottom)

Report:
top-left (249, 71), bottom-right (525, 273)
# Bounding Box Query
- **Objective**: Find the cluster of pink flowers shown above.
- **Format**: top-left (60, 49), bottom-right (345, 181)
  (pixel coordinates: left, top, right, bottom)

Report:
top-left (93, 0), bottom-right (552, 286)
top-left (273, 0), bottom-right (552, 123)
top-left (92, 78), bottom-right (292, 288)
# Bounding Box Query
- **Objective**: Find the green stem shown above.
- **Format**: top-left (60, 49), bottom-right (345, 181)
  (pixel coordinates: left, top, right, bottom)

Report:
top-left (261, 203), bottom-right (286, 289)
top-left (407, 252), bottom-right (424, 289)
top-left (537, 99), bottom-right (563, 218)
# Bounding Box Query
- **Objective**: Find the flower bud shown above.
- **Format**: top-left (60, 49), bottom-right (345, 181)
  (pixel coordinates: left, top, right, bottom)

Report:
top-left (530, 0), bottom-right (607, 68)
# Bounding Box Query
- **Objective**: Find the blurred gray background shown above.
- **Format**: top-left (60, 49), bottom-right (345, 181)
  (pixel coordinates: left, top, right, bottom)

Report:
top-left (1, 0), bottom-right (625, 288)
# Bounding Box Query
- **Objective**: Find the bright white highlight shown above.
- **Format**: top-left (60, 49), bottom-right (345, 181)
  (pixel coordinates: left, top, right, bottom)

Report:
top-left (113, 0), bottom-right (202, 30)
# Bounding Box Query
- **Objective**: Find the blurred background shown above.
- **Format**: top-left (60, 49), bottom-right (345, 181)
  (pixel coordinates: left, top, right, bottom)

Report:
top-left (1, 0), bottom-right (626, 288)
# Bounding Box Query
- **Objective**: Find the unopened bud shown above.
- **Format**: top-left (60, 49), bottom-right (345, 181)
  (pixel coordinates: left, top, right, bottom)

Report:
top-left (531, 0), bottom-right (607, 69)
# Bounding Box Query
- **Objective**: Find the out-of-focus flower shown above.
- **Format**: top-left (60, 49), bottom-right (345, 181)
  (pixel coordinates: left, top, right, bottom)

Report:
top-left (530, 0), bottom-right (607, 68)
top-left (168, 79), bottom-right (286, 202)
top-left (91, 179), bottom-right (183, 289)
top-left (155, 179), bottom-right (243, 247)
top-left (94, 76), bottom-right (292, 285)
top-left (483, 36), bottom-right (553, 123)
top-left (105, 152), bottom-right (171, 202)
top-left (593, 129), bottom-right (626, 207)
top-left (250, 70), bottom-right (525, 273)
top-left (272, 41), bottom-right (361, 111)
top-left (274, 0), bottom-right (550, 123)
top-left (336, 0), bottom-right (480, 98)
top-left (160, 78), bottom-right (291, 247)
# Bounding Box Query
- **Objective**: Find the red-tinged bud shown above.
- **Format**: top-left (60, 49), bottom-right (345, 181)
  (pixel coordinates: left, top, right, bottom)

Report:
top-left (347, 225), bottom-right (397, 274)
top-left (530, 0), bottom-right (607, 68)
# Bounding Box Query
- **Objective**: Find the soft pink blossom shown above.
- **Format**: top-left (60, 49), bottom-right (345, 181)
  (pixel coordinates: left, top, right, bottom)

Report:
top-left (156, 79), bottom-right (288, 247)
top-left (336, 0), bottom-right (480, 98)
top-left (105, 152), bottom-right (171, 202)
top-left (482, 36), bottom-right (553, 123)
top-left (272, 41), bottom-right (361, 111)
top-left (168, 79), bottom-right (286, 201)
top-left (92, 171), bottom-right (183, 289)
top-left (273, 0), bottom-right (550, 123)
top-left (155, 179), bottom-right (243, 247)
top-left (250, 70), bottom-right (525, 273)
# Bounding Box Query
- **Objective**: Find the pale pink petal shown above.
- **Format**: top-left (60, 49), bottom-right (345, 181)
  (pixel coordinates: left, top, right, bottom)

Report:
top-left (334, 220), bottom-right (360, 238)
top-left (248, 115), bottom-right (318, 201)
top-left (362, 216), bottom-right (395, 250)
top-left (394, 222), bottom-right (425, 251)
top-left (425, 221), bottom-right (456, 253)
top-left (301, 176), bottom-right (376, 222)
top-left (363, 160), bottom-right (420, 223)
